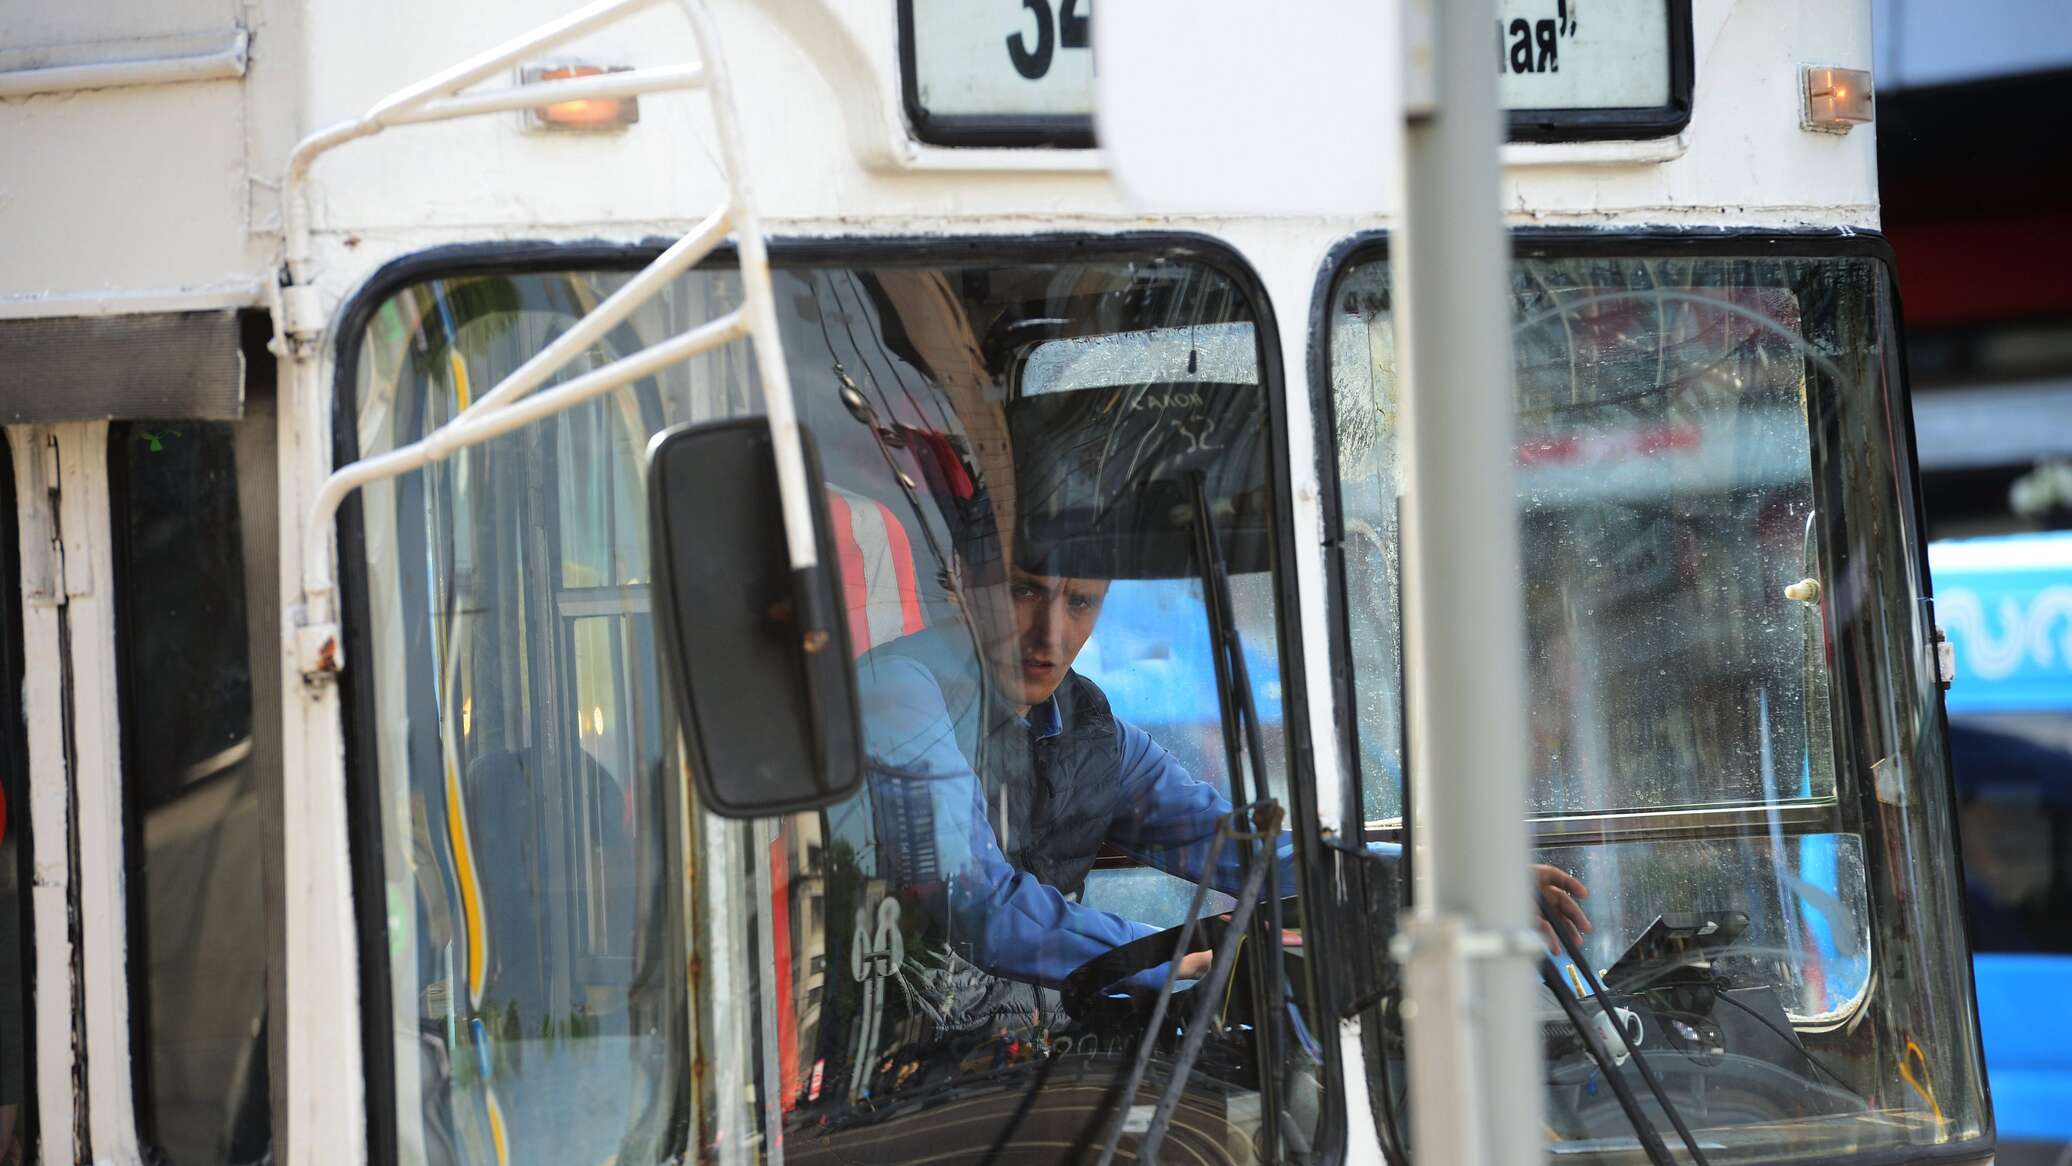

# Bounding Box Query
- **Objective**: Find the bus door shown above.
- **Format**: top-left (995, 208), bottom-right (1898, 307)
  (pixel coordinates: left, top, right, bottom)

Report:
top-left (0, 329), bottom-right (284, 1166)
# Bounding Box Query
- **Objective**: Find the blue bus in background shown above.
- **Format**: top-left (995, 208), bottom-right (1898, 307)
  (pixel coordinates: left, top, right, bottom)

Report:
top-left (1932, 531), bottom-right (2072, 1164)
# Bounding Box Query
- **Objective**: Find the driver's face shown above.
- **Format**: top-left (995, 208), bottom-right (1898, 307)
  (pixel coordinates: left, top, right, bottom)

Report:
top-left (987, 565), bottom-right (1110, 713)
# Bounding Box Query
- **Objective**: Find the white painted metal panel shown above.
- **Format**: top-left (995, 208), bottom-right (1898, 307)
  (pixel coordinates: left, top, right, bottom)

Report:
top-left (2, 0), bottom-right (1884, 326)
top-left (0, 0), bottom-right (300, 320)
top-left (292, 0), bottom-right (1879, 269)
top-left (0, 0), bottom-right (240, 52)
top-left (0, 81), bottom-right (264, 317)
top-left (1094, 0), bottom-right (1400, 214)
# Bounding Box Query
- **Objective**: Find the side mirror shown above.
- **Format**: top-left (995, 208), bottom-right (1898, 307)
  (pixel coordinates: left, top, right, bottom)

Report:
top-left (648, 419), bottom-right (862, 818)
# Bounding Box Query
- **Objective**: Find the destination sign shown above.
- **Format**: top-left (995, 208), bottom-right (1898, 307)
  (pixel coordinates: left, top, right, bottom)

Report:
top-left (900, 0), bottom-right (1689, 147)
top-left (1500, 0), bottom-right (1674, 113)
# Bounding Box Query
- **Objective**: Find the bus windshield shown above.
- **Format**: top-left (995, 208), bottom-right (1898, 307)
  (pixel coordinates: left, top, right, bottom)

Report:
top-left (347, 248), bottom-right (1329, 1164)
top-left (1330, 245), bottom-right (1987, 1162)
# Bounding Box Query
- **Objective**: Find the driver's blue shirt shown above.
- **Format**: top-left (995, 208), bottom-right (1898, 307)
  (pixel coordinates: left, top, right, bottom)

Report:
top-left (859, 654), bottom-right (1298, 992)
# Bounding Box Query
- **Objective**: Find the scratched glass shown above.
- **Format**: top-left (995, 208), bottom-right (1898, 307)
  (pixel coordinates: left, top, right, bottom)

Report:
top-left (353, 254), bottom-right (1325, 1164)
top-left (1330, 252), bottom-right (1987, 1161)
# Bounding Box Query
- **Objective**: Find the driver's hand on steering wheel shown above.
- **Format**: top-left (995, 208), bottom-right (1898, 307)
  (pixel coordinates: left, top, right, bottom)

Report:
top-left (1534, 864), bottom-right (1592, 953)
top-left (1176, 926), bottom-right (1304, 980)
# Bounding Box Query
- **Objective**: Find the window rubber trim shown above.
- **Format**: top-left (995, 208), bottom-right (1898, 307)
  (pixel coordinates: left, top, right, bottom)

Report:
top-left (895, 0), bottom-right (1098, 150)
top-left (1504, 0), bottom-right (1695, 144)
top-left (329, 230), bottom-right (1346, 1166)
top-left (1308, 224), bottom-right (1996, 1166)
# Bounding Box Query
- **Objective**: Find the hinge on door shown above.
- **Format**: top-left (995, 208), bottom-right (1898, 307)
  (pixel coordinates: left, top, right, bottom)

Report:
top-left (22, 431), bottom-right (63, 607)
top-left (1922, 598), bottom-right (1955, 691)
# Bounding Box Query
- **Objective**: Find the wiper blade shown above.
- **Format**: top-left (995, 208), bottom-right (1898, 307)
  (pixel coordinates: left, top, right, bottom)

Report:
top-left (1094, 803), bottom-right (1284, 1166)
top-left (1536, 956), bottom-right (1677, 1166)
top-left (1095, 468), bottom-right (1293, 1165)
top-left (1537, 891), bottom-right (1713, 1166)
top-left (1078, 813), bottom-right (1233, 1166)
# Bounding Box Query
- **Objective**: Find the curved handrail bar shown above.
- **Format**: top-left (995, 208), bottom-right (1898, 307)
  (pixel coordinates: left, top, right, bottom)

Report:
top-left (283, 0), bottom-right (819, 662)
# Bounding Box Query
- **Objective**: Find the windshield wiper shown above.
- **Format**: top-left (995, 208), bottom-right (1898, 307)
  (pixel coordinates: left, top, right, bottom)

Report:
top-left (1171, 471), bottom-right (1293, 1153)
top-left (1094, 803), bottom-right (1283, 1166)
top-left (1537, 891), bottom-right (1713, 1166)
top-left (1091, 470), bottom-right (1294, 1163)
top-left (1536, 954), bottom-right (1677, 1166)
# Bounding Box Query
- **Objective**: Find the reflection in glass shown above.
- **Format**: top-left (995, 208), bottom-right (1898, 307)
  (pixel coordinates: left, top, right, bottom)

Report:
top-left (112, 422), bottom-right (271, 1164)
top-left (1330, 252), bottom-right (1987, 1161)
top-left (354, 256), bottom-right (1322, 1164)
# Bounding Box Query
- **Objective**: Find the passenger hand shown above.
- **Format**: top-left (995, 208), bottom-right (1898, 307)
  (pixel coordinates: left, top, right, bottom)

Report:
top-left (1533, 864), bottom-right (1591, 953)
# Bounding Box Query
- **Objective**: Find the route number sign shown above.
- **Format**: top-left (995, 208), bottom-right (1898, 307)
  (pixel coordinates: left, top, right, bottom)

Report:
top-left (900, 0), bottom-right (1690, 148)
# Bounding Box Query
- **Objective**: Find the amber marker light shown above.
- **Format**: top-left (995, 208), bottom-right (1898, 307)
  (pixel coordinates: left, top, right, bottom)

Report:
top-left (522, 63), bottom-right (640, 131)
top-left (1801, 65), bottom-right (1874, 134)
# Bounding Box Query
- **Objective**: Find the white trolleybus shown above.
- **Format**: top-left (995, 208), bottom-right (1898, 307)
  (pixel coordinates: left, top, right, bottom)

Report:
top-left (0, 1), bottom-right (1991, 1163)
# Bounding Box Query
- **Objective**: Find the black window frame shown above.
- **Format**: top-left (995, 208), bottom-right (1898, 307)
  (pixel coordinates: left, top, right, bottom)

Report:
top-left (1505, 0), bottom-right (1696, 144)
top-left (896, 0), bottom-right (1098, 150)
top-left (330, 231), bottom-right (1348, 1165)
top-left (1309, 225), bottom-right (1996, 1166)
top-left (0, 432), bottom-right (34, 1159)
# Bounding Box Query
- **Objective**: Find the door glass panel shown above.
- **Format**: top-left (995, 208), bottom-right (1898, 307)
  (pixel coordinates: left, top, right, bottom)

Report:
top-left (111, 422), bottom-right (272, 1164)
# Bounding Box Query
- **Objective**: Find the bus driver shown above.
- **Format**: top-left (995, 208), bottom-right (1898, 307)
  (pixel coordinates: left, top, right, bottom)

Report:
top-left (853, 553), bottom-right (1595, 1026)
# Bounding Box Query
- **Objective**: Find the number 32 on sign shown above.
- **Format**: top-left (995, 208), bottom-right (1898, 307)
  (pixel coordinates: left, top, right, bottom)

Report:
top-left (906, 0), bottom-right (1096, 122)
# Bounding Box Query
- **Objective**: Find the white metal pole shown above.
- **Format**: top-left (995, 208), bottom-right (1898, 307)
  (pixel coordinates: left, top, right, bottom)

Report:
top-left (1392, 0), bottom-right (1545, 1160)
top-left (676, 0), bottom-right (822, 580)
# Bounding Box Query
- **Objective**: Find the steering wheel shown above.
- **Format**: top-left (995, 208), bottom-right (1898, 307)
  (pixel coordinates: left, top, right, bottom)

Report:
top-left (1061, 916), bottom-right (1236, 1031)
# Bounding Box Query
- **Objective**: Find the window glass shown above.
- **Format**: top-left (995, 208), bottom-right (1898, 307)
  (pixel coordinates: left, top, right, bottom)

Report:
top-left (1335, 259), bottom-right (1838, 823)
top-left (1329, 250), bottom-right (1987, 1161)
top-left (111, 422), bottom-right (272, 1164)
top-left (351, 253), bottom-right (1322, 1164)
top-left (0, 434), bottom-right (30, 1163)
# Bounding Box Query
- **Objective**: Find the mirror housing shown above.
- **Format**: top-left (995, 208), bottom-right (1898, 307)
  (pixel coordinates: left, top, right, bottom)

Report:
top-left (648, 419), bottom-right (862, 818)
